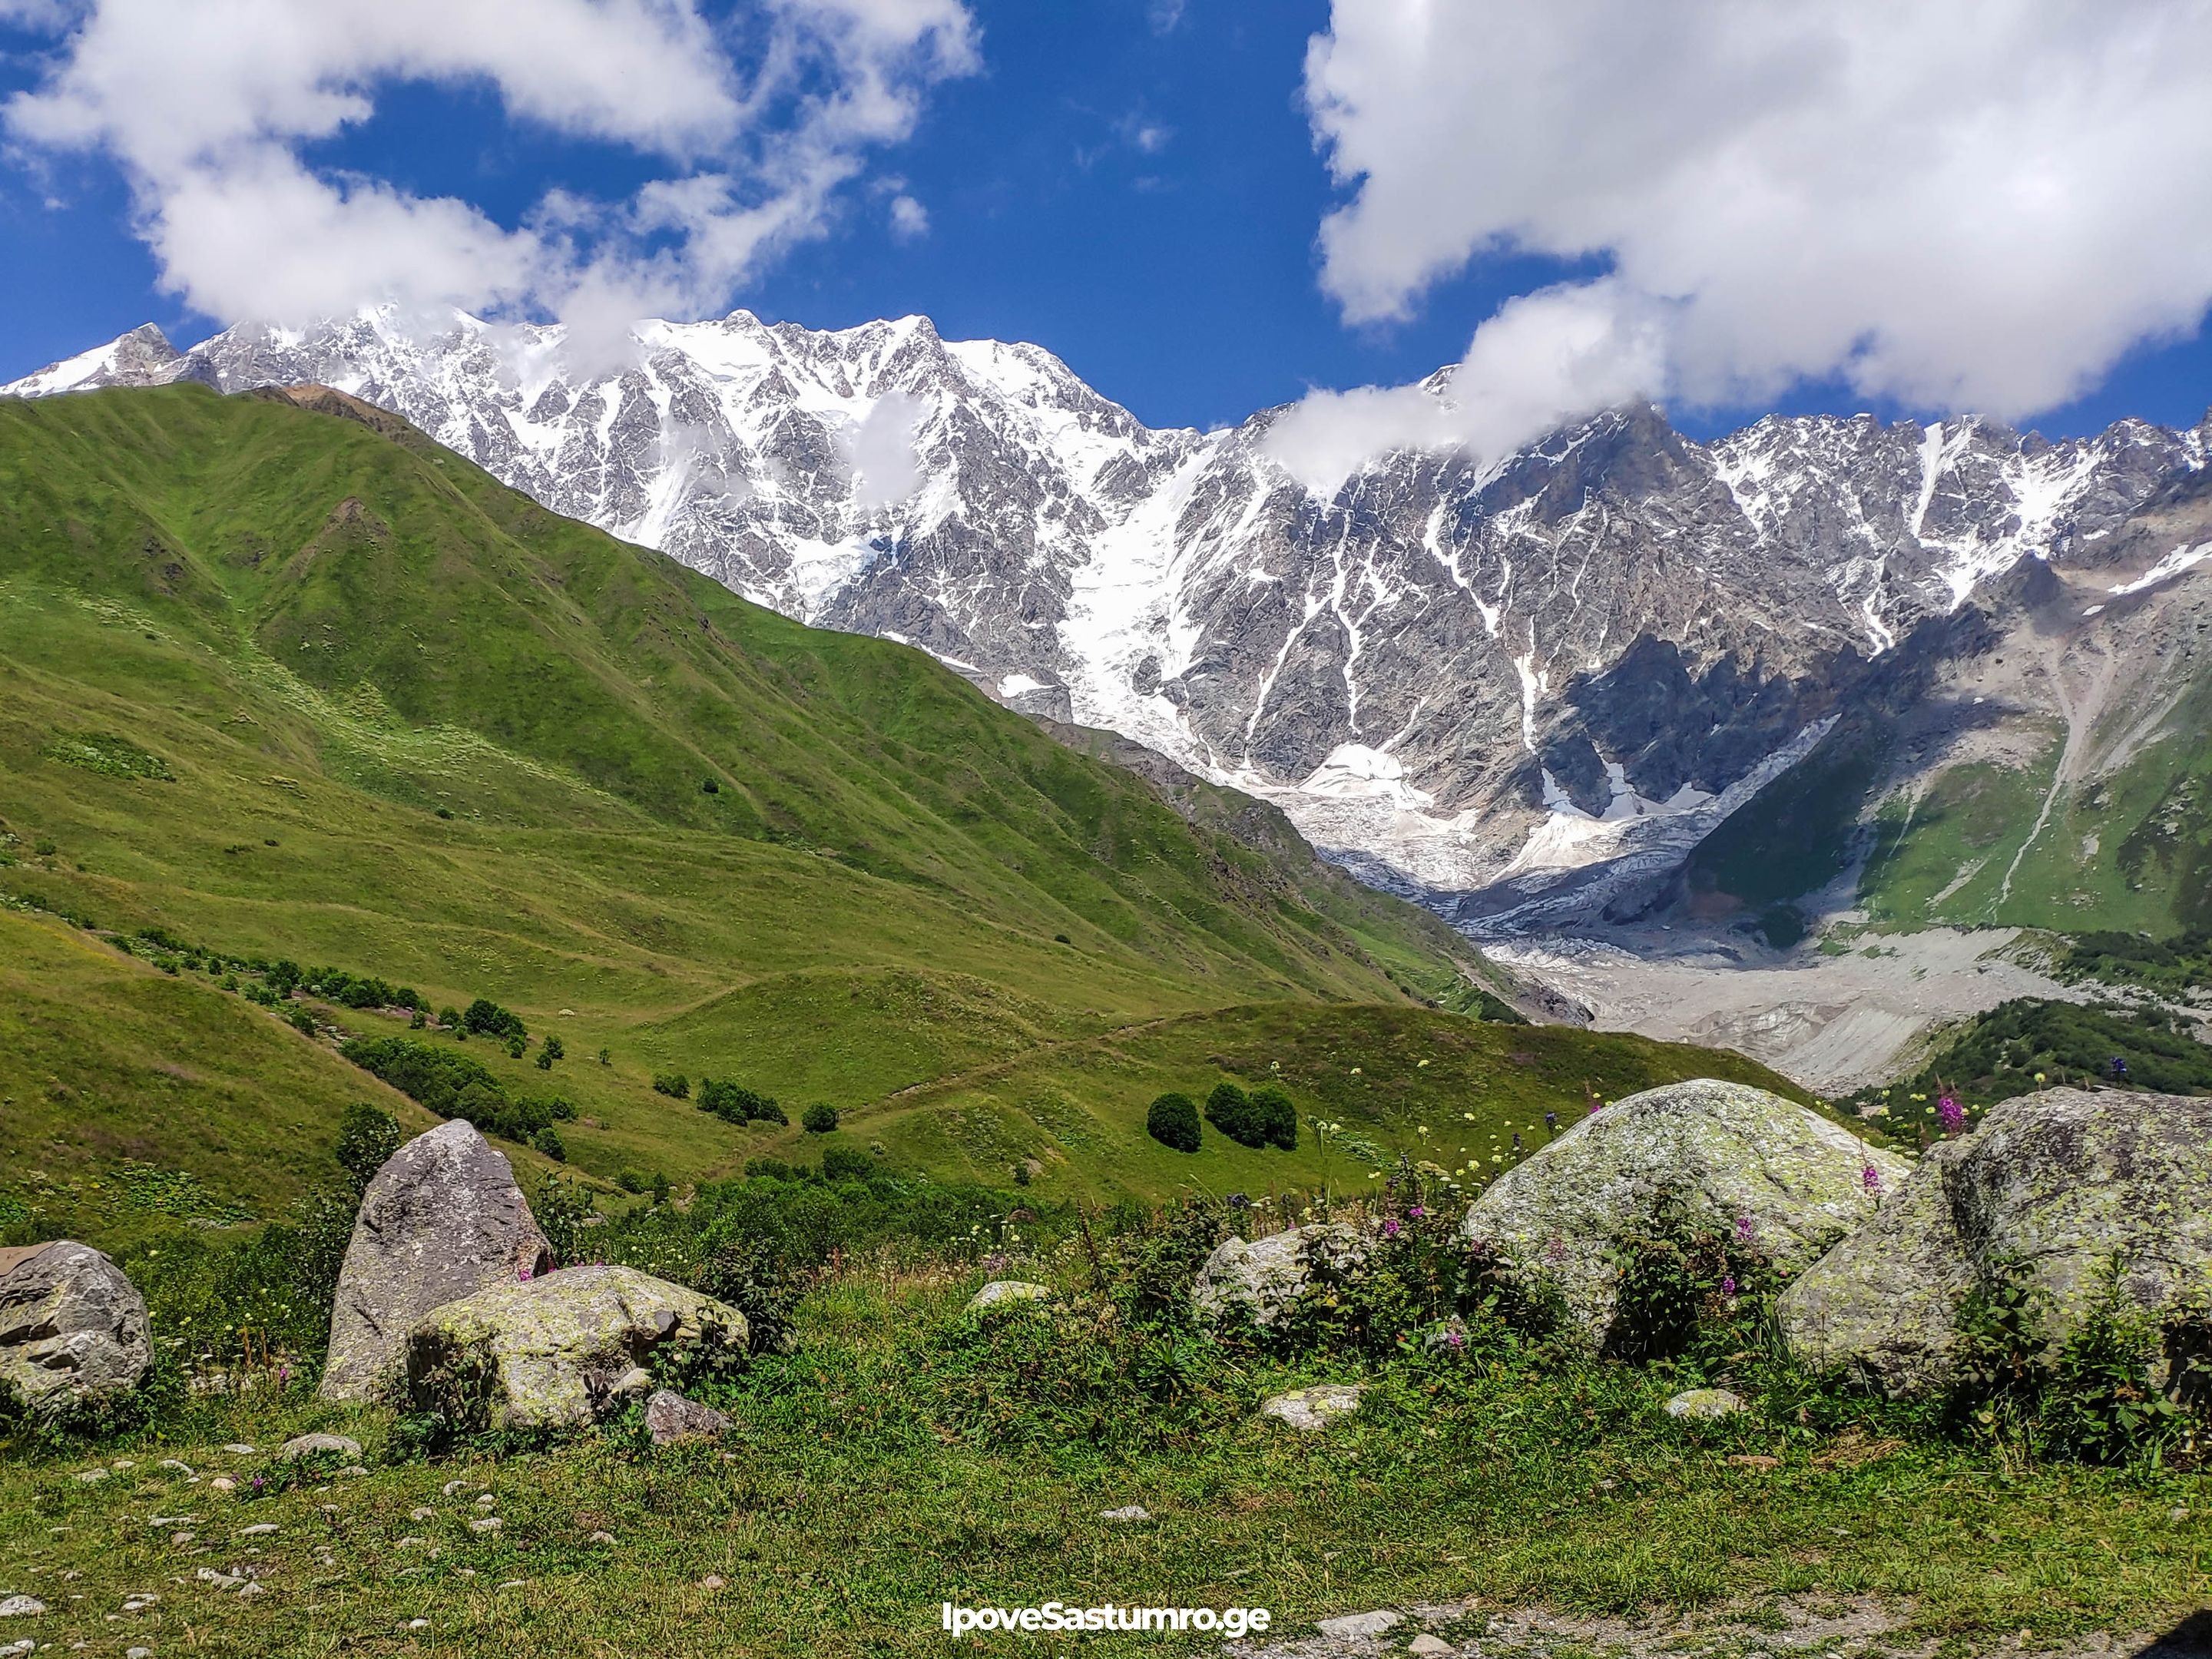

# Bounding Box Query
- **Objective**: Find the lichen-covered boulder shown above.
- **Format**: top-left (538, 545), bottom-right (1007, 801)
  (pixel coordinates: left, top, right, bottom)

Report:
top-left (1194, 1224), bottom-right (1366, 1327)
top-left (1460, 1079), bottom-right (1906, 1349)
top-left (1779, 1088), bottom-right (2212, 1396)
top-left (644, 1388), bottom-right (729, 1446)
top-left (401, 1264), bottom-right (747, 1431)
top-left (322, 1120), bottom-right (554, 1402)
top-left (0, 1241), bottom-right (151, 1412)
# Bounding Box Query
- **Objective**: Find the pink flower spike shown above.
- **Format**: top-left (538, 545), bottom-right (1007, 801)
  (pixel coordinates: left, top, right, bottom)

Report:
top-left (1861, 1164), bottom-right (1883, 1194)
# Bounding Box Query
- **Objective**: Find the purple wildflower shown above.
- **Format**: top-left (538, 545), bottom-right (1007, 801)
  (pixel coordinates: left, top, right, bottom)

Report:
top-left (1939, 1095), bottom-right (1965, 1134)
top-left (1407, 1205), bottom-right (1427, 1220)
top-left (1721, 1274), bottom-right (1737, 1298)
top-left (1382, 1218), bottom-right (1401, 1239)
top-left (1734, 1215), bottom-right (1755, 1245)
top-left (1862, 1163), bottom-right (1883, 1194)
top-left (1445, 1329), bottom-right (1465, 1349)
top-left (518, 1263), bottom-right (533, 1282)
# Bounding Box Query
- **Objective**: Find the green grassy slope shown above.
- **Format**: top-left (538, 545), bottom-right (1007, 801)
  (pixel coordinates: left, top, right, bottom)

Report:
top-left (0, 383), bottom-right (1612, 1224)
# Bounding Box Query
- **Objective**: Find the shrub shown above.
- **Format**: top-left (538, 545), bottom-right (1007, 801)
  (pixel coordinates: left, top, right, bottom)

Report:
top-left (1204, 1081), bottom-right (1267, 1149)
top-left (802, 1102), bottom-right (839, 1134)
top-left (821, 1143), bottom-right (873, 1181)
top-left (335, 1102), bottom-right (402, 1189)
top-left (653, 1071), bottom-right (690, 1100)
top-left (1602, 1187), bottom-right (1770, 1363)
top-left (439, 1005), bottom-right (462, 1032)
top-left (698, 1078), bottom-right (785, 1125)
top-left (1146, 1092), bottom-right (1201, 1153)
top-left (1248, 1083), bottom-right (1296, 1150)
top-left (505, 1034), bottom-right (528, 1060)
top-left (531, 1125), bottom-right (568, 1162)
top-left (462, 997), bottom-right (527, 1042)
top-left (618, 1169), bottom-right (647, 1194)
top-left (341, 1038), bottom-right (576, 1147)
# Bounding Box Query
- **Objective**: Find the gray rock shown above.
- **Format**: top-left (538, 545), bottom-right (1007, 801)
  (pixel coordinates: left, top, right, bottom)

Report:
top-left (1314, 1609), bottom-right (1401, 1640)
top-left (1406, 1637), bottom-right (1454, 1657)
top-left (0, 1598), bottom-right (44, 1618)
top-left (1098, 1505), bottom-right (1152, 1522)
top-left (964, 1280), bottom-right (1049, 1314)
top-left (321, 1120), bottom-right (554, 1402)
top-left (1461, 1080), bottom-right (1906, 1349)
top-left (0, 1240), bottom-right (151, 1412)
top-left (1664, 1388), bottom-right (1746, 1420)
top-left (1780, 1088), bottom-right (2212, 1396)
top-left (1194, 1224), bottom-right (1366, 1327)
top-left (401, 1264), bottom-right (747, 1431)
top-left (644, 1389), bottom-right (730, 1446)
top-left (1259, 1382), bottom-right (1365, 1432)
top-left (278, 1432), bottom-right (362, 1462)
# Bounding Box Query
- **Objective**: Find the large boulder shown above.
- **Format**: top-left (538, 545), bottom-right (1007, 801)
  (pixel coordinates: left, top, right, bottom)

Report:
top-left (0, 1241), bottom-right (151, 1412)
top-left (401, 1264), bottom-right (747, 1431)
top-left (1780, 1088), bottom-right (2212, 1396)
top-left (1460, 1079), bottom-right (1907, 1349)
top-left (321, 1120), bottom-right (554, 1402)
top-left (1194, 1224), bottom-right (1366, 1327)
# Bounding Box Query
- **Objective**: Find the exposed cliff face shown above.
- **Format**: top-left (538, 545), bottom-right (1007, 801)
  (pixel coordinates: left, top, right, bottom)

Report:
top-left (10, 309), bottom-right (2209, 931)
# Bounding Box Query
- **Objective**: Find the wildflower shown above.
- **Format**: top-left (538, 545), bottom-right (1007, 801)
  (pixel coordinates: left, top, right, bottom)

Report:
top-left (1407, 1205), bottom-right (1426, 1219)
top-left (1382, 1219), bottom-right (1401, 1239)
top-left (1939, 1095), bottom-right (1965, 1134)
top-left (518, 1264), bottom-right (533, 1282)
top-left (1721, 1275), bottom-right (1737, 1297)
top-left (1862, 1163), bottom-right (1883, 1194)
top-left (1734, 1215), bottom-right (1755, 1245)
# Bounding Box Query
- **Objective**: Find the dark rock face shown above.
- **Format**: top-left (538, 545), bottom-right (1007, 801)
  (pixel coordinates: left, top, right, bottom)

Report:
top-left (0, 1240), bottom-right (152, 1411)
top-left (644, 1388), bottom-right (730, 1446)
top-left (322, 1120), bottom-right (555, 1402)
top-left (9, 313), bottom-right (2206, 925)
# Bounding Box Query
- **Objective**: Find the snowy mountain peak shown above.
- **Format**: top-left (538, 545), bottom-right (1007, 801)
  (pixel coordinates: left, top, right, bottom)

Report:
top-left (6, 312), bottom-right (2204, 928)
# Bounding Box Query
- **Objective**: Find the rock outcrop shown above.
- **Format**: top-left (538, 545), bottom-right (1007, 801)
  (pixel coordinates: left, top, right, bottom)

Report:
top-left (0, 1241), bottom-right (151, 1412)
top-left (1461, 1079), bottom-right (1907, 1349)
top-left (964, 1280), bottom-right (1049, 1314)
top-left (322, 1120), bottom-right (554, 1402)
top-left (1194, 1224), bottom-right (1366, 1328)
top-left (644, 1388), bottom-right (730, 1446)
top-left (1779, 1088), bottom-right (2212, 1396)
top-left (401, 1264), bottom-right (747, 1431)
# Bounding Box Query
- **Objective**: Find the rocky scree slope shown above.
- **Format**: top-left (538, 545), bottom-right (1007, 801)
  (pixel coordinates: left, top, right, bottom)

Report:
top-left (11, 312), bottom-right (2211, 933)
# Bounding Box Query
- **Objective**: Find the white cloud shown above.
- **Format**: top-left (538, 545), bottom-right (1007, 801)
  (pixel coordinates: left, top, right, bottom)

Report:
top-left (1277, 0), bottom-right (2212, 485)
top-left (888, 192), bottom-right (929, 240)
top-left (846, 387), bottom-right (926, 509)
top-left (5, 0), bottom-right (975, 335)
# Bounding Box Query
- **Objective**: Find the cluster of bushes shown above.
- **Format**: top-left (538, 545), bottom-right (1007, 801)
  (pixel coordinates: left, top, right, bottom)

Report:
top-left (697, 1078), bottom-right (788, 1126)
top-left (1145, 1080), bottom-right (1298, 1154)
top-left (2060, 928), bottom-right (2212, 995)
top-left (339, 1036), bottom-right (576, 1155)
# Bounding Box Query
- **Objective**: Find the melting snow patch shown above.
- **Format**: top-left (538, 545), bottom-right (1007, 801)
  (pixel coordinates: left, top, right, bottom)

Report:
top-left (2107, 541), bottom-right (2212, 598)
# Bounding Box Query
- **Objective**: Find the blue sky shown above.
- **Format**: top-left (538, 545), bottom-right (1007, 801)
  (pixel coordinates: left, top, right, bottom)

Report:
top-left (2, 0), bottom-right (2208, 445)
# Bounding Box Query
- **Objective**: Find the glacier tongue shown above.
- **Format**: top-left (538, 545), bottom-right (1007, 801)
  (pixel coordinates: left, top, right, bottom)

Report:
top-left (5, 309), bottom-right (2204, 930)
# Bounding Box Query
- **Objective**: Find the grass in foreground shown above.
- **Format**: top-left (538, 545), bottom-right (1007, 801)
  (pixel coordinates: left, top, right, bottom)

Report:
top-left (3, 1258), bottom-right (2207, 1658)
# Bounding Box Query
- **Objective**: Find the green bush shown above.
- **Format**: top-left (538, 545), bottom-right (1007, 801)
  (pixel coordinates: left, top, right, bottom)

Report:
top-left (1602, 1187), bottom-right (1770, 1363)
top-left (1250, 1083), bottom-right (1298, 1151)
top-left (653, 1071), bottom-right (690, 1099)
top-left (821, 1143), bottom-right (873, 1181)
top-left (802, 1103), bottom-right (839, 1134)
top-left (698, 1078), bottom-right (785, 1125)
top-left (340, 1037), bottom-right (577, 1147)
top-left (1146, 1092), bottom-right (1201, 1153)
top-left (1204, 1081), bottom-right (1264, 1148)
top-left (531, 1125), bottom-right (568, 1162)
top-left (334, 1102), bottom-right (402, 1189)
top-left (462, 997), bottom-right (527, 1041)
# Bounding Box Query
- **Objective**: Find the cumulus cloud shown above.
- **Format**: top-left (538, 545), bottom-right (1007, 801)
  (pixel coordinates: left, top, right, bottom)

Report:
top-left (846, 388), bottom-right (926, 509)
top-left (4, 0), bottom-right (975, 339)
top-left (1271, 0), bottom-right (2212, 488)
top-left (887, 192), bottom-right (929, 240)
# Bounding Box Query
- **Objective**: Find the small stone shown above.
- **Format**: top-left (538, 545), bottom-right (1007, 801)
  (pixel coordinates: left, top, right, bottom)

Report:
top-left (279, 1432), bottom-right (363, 1462)
top-left (220, 1445), bottom-right (256, 1456)
top-left (159, 1460), bottom-right (195, 1477)
top-left (644, 1389), bottom-right (730, 1447)
top-left (208, 1478), bottom-right (236, 1493)
top-left (0, 1598), bottom-right (45, 1618)
top-left (473, 1493), bottom-right (495, 1508)
top-left (1727, 1453), bottom-right (1781, 1471)
top-left (111, 1459), bottom-right (134, 1470)
top-left (442, 1479), bottom-right (466, 1496)
top-left (588, 1531), bottom-right (616, 1546)
top-left (398, 1538), bottom-right (428, 1550)
top-left (495, 1579), bottom-right (525, 1590)
top-left (964, 1280), bottom-right (1049, 1314)
top-left (1314, 1610), bottom-right (1400, 1640)
top-left (233, 1582), bottom-right (267, 1600)
top-left (1408, 1637), bottom-right (1454, 1657)
top-left (605, 1366), bottom-right (653, 1397)
top-left (1098, 1505), bottom-right (1151, 1522)
top-left (406, 1618), bottom-right (429, 1630)
top-left (194, 1569), bottom-right (242, 1591)
top-left (469, 1518), bottom-right (502, 1534)
top-left (1664, 1388), bottom-right (1746, 1420)
top-left (1259, 1382), bottom-right (1365, 1432)
top-left (171, 1532), bottom-right (194, 1547)
top-left (128, 1648), bottom-right (152, 1658)
top-left (75, 1469), bottom-right (109, 1485)
top-left (699, 1575), bottom-right (726, 1591)
top-left (150, 1515), bottom-right (194, 1528)
top-left (2171, 1507), bottom-right (2191, 1524)
top-left (236, 1524), bottom-right (279, 1538)
top-left (410, 1508), bottom-right (435, 1522)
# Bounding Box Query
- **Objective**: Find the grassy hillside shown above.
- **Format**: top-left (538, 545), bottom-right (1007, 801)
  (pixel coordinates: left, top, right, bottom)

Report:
top-left (0, 382), bottom-right (1660, 1230)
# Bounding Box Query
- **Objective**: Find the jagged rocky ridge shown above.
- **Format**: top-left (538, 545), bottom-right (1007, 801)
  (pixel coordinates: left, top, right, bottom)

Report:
top-left (9, 310), bottom-right (2209, 932)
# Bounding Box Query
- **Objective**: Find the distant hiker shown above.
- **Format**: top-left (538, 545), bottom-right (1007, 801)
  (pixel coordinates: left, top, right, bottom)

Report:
top-left (2111, 1056), bottom-right (2130, 1079)
top-left (1543, 1111), bottom-right (1558, 1135)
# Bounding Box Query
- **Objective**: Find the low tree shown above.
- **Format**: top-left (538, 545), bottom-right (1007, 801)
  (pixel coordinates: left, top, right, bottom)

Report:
top-left (1147, 1091), bottom-right (1202, 1154)
top-left (802, 1102), bottom-right (839, 1134)
top-left (1205, 1081), bottom-right (1267, 1149)
top-left (1251, 1082), bottom-right (1299, 1151)
top-left (653, 1071), bottom-right (690, 1099)
top-left (335, 1102), bottom-right (402, 1189)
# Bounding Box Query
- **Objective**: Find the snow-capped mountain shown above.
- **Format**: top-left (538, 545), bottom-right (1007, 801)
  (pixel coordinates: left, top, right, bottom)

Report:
top-left (9, 309), bottom-right (2208, 932)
